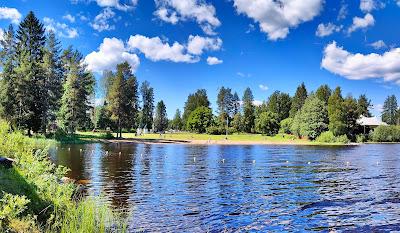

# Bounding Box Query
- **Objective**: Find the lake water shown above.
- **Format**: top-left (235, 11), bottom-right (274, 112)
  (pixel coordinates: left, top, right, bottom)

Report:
top-left (50, 143), bottom-right (400, 232)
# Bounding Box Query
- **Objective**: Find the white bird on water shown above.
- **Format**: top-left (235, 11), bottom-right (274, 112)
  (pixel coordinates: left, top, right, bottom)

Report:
top-left (346, 161), bottom-right (350, 166)
top-left (286, 161), bottom-right (289, 163)
top-left (193, 157), bottom-right (196, 162)
top-left (222, 159), bottom-right (225, 163)
top-left (252, 160), bottom-right (256, 164)
top-left (307, 162), bottom-right (311, 164)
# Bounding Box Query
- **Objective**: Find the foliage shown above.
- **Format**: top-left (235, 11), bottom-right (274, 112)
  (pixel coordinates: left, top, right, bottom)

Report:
top-left (205, 125), bottom-right (235, 135)
top-left (140, 81), bottom-right (154, 131)
top-left (217, 87), bottom-right (235, 119)
top-left (291, 95), bottom-right (328, 140)
top-left (357, 94), bottom-right (372, 117)
top-left (186, 106), bottom-right (213, 133)
top-left (242, 87), bottom-right (255, 133)
top-left (315, 131), bottom-right (349, 144)
top-left (231, 112), bottom-right (244, 133)
top-left (255, 111), bottom-right (280, 135)
top-left (170, 109), bottom-right (183, 130)
top-left (370, 125), bottom-right (400, 142)
top-left (279, 118), bottom-right (293, 134)
top-left (289, 82), bottom-right (307, 117)
top-left (154, 101), bottom-right (168, 132)
top-left (343, 96), bottom-right (360, 141)
top-left (0, 120), bottom-right (126, 232)
top-left (328, 87), bottom-right (346, 136)
top-left (266, 91), bottom-right (291, 122)
top-left (182, 89), bottom-right (210, 125)
top-left (315, 84), bottom-right (331, 104)
top-left (382, 95), bottom-right (398, 125)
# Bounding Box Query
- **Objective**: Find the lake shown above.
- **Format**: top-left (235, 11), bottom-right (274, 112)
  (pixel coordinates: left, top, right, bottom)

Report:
top-left (50, 143), bottom-right (400, 232)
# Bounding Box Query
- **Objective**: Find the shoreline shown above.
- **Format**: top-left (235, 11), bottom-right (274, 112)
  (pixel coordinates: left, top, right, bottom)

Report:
top-left (95, 138), bottom-right (358, 146)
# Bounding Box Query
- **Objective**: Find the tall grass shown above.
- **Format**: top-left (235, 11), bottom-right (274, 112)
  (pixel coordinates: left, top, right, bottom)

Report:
top-left (0, 120), bottom-right (128, 232)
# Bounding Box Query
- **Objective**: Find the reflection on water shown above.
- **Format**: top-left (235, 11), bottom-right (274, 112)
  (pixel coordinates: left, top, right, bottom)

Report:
top-left (51, 143), bottom-right (400, 232)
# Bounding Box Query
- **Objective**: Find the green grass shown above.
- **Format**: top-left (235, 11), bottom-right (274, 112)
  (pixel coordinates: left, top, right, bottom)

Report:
top-left (77, 131), bottom-right (349, 145)
top-left (0, 121), bottom-right (128, 232)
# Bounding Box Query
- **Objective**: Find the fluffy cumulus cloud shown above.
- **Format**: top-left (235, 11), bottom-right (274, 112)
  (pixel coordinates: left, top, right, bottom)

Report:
top-left (321, 41), bottom-right (400, 84)
top-left (127, 34), bottom-right (222, 63)
top-left (0, 7), bottom-right (22, 24)
top-left (316, 23), bottom-right (342, 37)
top-left (206, 56), bottom-right (222, 65)
top-left (84, 37), bottom-right (140, 74)
top-left (233, 0), bottom-right (323, 40)
top-left (154, 0), bottom-right (221, 35)
top-left (71, 0), bottom-right (138, 11)
top-left (347, 13), bottom-right (374, 34)
top-left (90, 8), bottom-right (116, 32)
top-left (369, 40), bottom-right (387, 49)
top-left (337, 3), bottom-right (348, 20)
top-left (187, 35), bottom-right (222, 55)
top-left (63, 14), bottom-right (75, 23)
top-left (43, 17), bottom-right (79, 38)
top-left (128, 35), bottom-right (196, 63)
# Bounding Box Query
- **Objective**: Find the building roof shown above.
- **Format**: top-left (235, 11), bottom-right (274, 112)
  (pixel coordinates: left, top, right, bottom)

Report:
top-left (357, 116), bottom-right (388, 126)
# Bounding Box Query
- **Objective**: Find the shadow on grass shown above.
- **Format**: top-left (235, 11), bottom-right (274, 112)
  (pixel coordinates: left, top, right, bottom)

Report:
top-left (0, 167), bottom-right (51, 222)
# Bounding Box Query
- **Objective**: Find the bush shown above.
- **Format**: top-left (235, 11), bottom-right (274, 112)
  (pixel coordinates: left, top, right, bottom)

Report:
top-left (255, 111), bottom-right (280, 136)
top-left (279, 118), bottom-right (293, 134)
top-left (371, 125), bottom-right (400, 142)
top-left (316, 131), bottom-right (349, 144)
top-left (99, 131), bottom-right (114, 139)
top-left (186, 107), bottom-right (213, 133)
top-left (356, 134), bottom-right (367, 143)
top-left (206, 125), bottom-right (224, 135)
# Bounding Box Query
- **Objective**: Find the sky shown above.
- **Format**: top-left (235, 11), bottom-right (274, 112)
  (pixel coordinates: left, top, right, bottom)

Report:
top-left (1, 0), bottom-right (400, 117)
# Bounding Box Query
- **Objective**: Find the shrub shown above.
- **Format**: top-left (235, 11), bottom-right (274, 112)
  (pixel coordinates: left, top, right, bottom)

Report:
top-left (371, 125), bottom-right (400, 142)
top-left (356, 134), bottom-right (367, 143)
top-left (206, 125), bottom-right (224, 135)
top-left (279, 118), bottom-right (293, 134)
top-left (255, 111), bottom-right (280, 136)
top-left (316, 131), bottom-right (349, 144)
top-left (99, 131), bottom-right (114, 139)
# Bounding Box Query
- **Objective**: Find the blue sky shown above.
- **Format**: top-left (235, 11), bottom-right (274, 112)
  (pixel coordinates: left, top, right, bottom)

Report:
top-left (1, 0), bottom-right (400, 117)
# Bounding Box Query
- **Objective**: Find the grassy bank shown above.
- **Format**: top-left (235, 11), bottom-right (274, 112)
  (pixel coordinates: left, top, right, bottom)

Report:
top-left (0, 121), bottom-right (127, 232)
top-left (76, 131), bottom-right (349, 145)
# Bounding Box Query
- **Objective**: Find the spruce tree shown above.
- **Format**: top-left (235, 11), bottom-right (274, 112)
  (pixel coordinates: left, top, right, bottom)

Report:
top-left (357, 94), bottom-right (372, 117)
top-left (315, 84), bottom-right (331, 104)
top-left (290, 82), bottom-right (308, 117)
top-left (182, 89), bottom-right (210, 125)
top-left (171, 109), bottom-right (183, 130)
top-left (242, 87), bottom-right (255, 133)
top-left (154, 100), bottom-right (168, 132)
top-left (327, 87), bottom-right (346, 136)
top-left (266, 91), bottom-right (291, 122)
top-left (382, 95), bottom-right (398, 125)
top-left (140, 81), bottom-right (154, 131)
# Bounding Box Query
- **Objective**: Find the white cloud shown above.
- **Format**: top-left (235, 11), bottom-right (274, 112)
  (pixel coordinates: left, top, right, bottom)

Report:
top-left (233, 0), bottom-right (323, 40)
top-left (259, 84), bottom-right (269, 91)
top-left (348, 13), bottom-right (375, 34)
top-left (369, 40), bottom-right (387, 49)
top-left (90, 8), bottom-right (116, 32)
top-left (237, 72), bottom-right (251, 78)
top-left (154, 0), bottom-right (221, 35)
top-left (321, 41), bottom-right (400, 84)
top-left (84, 37), bottom-right (140, 74)
top-left (253, 100), bottom-right (263, 106)
top-left (397, 0), bottom-right (400, 7)
top-left (316, 23), bottom-right (342, 37)
top-left (43, 17), bottom-right (79, 38)
top-left (63, 14), bottom-right (75, 23)
top-left (0, 28), bottom-right (4, 48)
top-left (360, 0), bottom-right (384, 12)
top-left (127, 34), bottom-right (222, 63)
top-left (187, 35), bottom-right (222, 55)
top-left (128, 35), bottom-right (196, 63)
top-left (0, 7), bottom-right (22, 24)
top-left (94, 0), bottom-right (137, 11)
top-left (207, 56), bottom-right (222, 65)
top-left (337, 3), bottom-right (348, 20)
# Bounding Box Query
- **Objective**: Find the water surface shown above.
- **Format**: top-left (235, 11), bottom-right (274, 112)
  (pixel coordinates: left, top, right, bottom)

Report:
top-left (51, 143), bottom-right (400, 232)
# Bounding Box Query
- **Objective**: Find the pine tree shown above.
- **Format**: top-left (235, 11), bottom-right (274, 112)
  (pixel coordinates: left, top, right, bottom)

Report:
top-left (58, 48), bottom-right (94, 134)
top-left (182, 89), bottom-right (210, 125)
top-left (290, 82), bottom-right (308, 117)
top-left (140, 81), bottom-right (154, 131)
top-left (382, 95), bottom-right (398, 125)
top-left (14, 11), bottom-right (46, 134)
top-left (242, 87), bottom-right (255, 133)
top-left (232, 92), bottom-right (240, 115)
top-left (0, 25), bottom-right (17, 126)
top-left (154, 100), bottom-right (168, 132)
top-left (171, 109), bottom-right (183, 130)
top-left (315, 84), bottom-right (331, 104)
top-left (42, 31), bottom-right (64, 132)
top-left (266, 91), bottom-right (291, 122)
top-left (343, 96), bottom-right (359, 140)
top-left (357, 94), bottom-right (372, 117)
top-left (328, 87), bottom-right (346, 136)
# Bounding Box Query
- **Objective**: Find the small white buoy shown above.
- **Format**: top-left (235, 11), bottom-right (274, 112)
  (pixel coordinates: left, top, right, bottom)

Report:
top-left (193, 157), bottom-right (196, 162)
top-left (307, 162), bottom-right (311, 164)
top-left (376, 161), bottom-right (379, 165)
top-left (140, 153), bottom-right (143, 157)
top-left (79, 149), bottom-right (82, 152)
top-left (119, 152), bottom-right (122, 156)
top-left (346, 161), bottom-right (350, 166)
top-left (252, 160), bottom-right (256, 164)
top-left (68, 147), bottom-right (71, 151)
top-left (222, 159), bottom-right (225, 163)
top-left (286, 161), bottom-right (289, 163)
